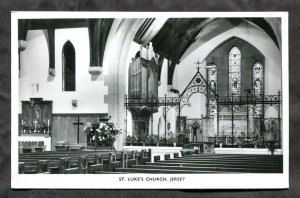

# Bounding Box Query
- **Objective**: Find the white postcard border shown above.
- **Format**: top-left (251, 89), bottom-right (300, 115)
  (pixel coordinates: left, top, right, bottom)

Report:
top-left (11, 11), bottom-right (289, 189)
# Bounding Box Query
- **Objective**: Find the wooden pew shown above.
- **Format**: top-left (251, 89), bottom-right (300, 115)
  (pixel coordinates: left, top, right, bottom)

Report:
top-left (174, 153), bottom-right (179, 158)
top-left (64, 167), bottom-right (80, 174)
top-left (18, 150), bottom-right (147, 174)
top-left (19, 160), bottom-right (50, 174)
top-left (48, 158), bottom-right (68, 173)
top-left (121, 151), bottom-right (128, 168)
top-left (20, 155), bottom-right (102, 174)
top-left (19, 162), bottom-right (25, 174)
top-left (115, 167), bottom-right (221, 174)
top-left (137, 150), bottom-right (151, 165)
top-left (78, 156), bottom-right (88, 174)
top-left (102, 152), bottom-right (122, 172)
top-left (63, 156), bottom-right (88, 174)
top-left (164, 154), bottom-right (171, 160)
top-left (19, 152), bottom-right (108, 174)
top-left (129, 164), bottom-right (281, 173)
top-left (147, 161), bottom-right (282, 169)
top-left (127, 151), bottom-right (138, 167)
top-left (37, 160), bottom-right (50, 173)
top-left (153, 155), bottom-right (160, 162)
top-left (116, 153), bottom-right (283, 174)
top-left (88, 155), bottom-right (104, 173)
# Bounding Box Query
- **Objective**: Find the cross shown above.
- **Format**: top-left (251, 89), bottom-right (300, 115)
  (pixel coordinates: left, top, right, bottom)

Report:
top-left (73, 117), bottom-right (84, 144)
top-left (32, 83), bottom-right (39, 92)
top-left (33, 119), bottom-right (38, 133)
top-left (194, 60), bottom-right (203, 71)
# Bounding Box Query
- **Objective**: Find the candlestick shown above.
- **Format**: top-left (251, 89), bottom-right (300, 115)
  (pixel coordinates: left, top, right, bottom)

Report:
top-left (47, 119), bottom-right (50, 133)
top-left (21, 119), bottom-right (24, 133)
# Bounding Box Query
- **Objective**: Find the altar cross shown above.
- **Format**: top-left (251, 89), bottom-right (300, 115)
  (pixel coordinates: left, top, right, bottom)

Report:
top-left (33, 119), bottom-right (38, 133)
top-left (194, 60), bottom-right (203, 71)
top-left (73, 117), bottom-right (84, 144)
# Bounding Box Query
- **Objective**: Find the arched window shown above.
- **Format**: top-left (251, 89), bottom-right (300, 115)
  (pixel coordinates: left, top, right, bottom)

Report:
top-left (229, 47), bottom-right (241, 96)
top-left (62, 41), bottom-right (75, 91)
top-left (253, 61), bottom-right (264, 97)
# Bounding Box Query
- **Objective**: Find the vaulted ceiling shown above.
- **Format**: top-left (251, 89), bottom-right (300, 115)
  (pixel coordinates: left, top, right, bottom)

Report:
top-left (133, 17), bottom-right (280, 84)
top-left (134, 17), bottom-right (280, 62)
top-left (18, 17), bottom-right (281, 84)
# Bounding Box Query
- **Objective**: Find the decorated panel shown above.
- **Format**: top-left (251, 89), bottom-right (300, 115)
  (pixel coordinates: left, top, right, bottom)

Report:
top-left (20, 98), bottom-right (52, 134)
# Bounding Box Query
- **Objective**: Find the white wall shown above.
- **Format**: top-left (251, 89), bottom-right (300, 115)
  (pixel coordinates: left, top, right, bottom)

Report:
top-left (19, 28), bottom-right (108, 114)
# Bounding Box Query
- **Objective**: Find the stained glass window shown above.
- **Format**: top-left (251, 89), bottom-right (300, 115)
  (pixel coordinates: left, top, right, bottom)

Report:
top-left (253, 61), bottom-right (264, 97)
top-left (229, 47), bottom-right (241, 96)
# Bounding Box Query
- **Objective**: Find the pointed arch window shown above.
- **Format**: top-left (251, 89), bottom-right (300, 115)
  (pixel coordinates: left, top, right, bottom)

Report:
top-left (253, 61), bottom-right (264, 97)
top-left (229, 47), bottom-right (241, 96)
top-left (62, 41), bottom-right (76, 91)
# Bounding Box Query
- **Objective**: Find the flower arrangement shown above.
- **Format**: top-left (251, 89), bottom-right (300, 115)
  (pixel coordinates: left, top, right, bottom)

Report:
top-left (144, 135), bottom-right (159, 145)
top-left (248, 132), bottom-right (260, 146)
top-left (126, 135), bottom-right (139, 144)
top-left (125, 133), bottom-right (178, 146)
top-left (83, 122), bottom-right (121, 146)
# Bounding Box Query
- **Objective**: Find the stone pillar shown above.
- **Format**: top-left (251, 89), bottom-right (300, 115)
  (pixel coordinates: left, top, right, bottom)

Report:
top-left (103, 18), bottom-right (145, 150)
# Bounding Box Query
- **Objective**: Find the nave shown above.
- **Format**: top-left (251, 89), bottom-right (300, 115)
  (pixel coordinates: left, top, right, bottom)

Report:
top-left (19, 150), bottom-right (283, 174)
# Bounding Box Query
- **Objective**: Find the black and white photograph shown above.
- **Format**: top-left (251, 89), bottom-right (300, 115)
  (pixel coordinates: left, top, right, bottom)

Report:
top-left (11, 12), bottom-right (289, 189)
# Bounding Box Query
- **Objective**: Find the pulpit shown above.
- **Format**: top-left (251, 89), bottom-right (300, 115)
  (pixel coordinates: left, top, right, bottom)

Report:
top-left (85, 116), bottom-right (113, 150)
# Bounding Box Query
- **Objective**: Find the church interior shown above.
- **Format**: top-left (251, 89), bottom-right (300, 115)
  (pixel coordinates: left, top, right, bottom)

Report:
top-left (17, 17), bottom-right (283, 174)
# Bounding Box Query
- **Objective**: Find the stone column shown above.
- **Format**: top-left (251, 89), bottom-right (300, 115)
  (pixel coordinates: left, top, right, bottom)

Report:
top-left (103, 18), bottom-right (145, 150)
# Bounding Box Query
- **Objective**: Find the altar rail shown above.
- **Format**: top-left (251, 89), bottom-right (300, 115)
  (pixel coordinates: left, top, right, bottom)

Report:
top-left (18, 136), bottom-right (51, 151)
